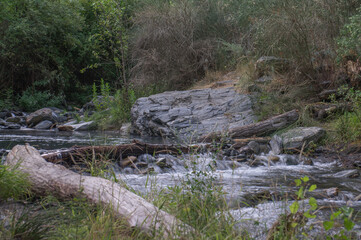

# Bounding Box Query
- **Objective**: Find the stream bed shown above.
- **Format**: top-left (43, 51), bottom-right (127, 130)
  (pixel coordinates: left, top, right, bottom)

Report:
top-left (1, 129), bottom-right (360, 239)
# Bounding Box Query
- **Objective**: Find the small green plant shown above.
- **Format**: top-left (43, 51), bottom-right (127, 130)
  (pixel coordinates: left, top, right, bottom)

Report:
top-left (271, 176), bottom-right (356, 239)
top-left (0, 163), bottom-right (31, 201)
top-left (92, 79), bottom-right (112, 111)
top-left (330, 86), bottom-right (361, 143)
top-left (323, 206), bottom-right (355, 239)
top-left (0, 88), bottom-right (14, 110)
top-left (90, 79), bottom-right (162, 129)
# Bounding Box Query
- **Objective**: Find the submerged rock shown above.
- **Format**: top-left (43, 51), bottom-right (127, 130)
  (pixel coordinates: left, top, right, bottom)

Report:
top-left (284, 155), bottom-right (299, 165)
top-left (34, 120), bottom-right (53, 129)
top-left (268, 155), bottom-right (280, 163)
top-left (138, 154), bottom-right (156, 163)
top-left (5, 116), bottom-right (22, 124)
top-left (131, 87), bottom-right (255, 138)
top-left (57, 125), bottom-right (74, 131)
top-left (5, 123), bottom-right (21, 129)
top-left (333, 169), bottom-right (360, 178)
top-left (64, 121), bottom-right (97, 131)
top-left (156, 158), bottom-right (171, 168)
top-left (325, 187), bottom-right (339, 198)
top-left (121, 156), bottom-right (137, 167)
top-left (248, 141), bottom-right (260, 155)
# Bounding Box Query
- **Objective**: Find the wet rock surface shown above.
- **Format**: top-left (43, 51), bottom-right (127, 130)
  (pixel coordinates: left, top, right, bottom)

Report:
top-left (131, 87), bottom-right (255, 138)
top-left (271, 127), bottom-right (325, 153)
top-left (26, 108), bottom-right (58, 127)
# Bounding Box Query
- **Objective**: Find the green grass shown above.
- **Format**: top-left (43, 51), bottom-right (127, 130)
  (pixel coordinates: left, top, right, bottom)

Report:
top-left (0, 163), bottom-right (31, 201)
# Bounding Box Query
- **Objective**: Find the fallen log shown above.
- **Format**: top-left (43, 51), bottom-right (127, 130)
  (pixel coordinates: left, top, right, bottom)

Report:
top-left (199, 110), bottom-right (299, 142)
top-left (6, 144), bottom-right (190, 238)
top-left (41, 140), bottom-right (204, 166)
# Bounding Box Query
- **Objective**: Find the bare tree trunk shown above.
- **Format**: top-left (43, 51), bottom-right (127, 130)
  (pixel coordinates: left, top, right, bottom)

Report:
top-left (6, 144), bottom-right (190, 238)
top-left (199, 110), bottom-right (299, 142)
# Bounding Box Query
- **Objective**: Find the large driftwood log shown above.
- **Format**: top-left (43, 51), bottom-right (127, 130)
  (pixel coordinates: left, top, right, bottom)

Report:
top-left (199, 110), bottom-right (299, 142)
top-left (41, 140), bottom-right (204, 166)
top-left (6, 144), bottom-right (190, 238)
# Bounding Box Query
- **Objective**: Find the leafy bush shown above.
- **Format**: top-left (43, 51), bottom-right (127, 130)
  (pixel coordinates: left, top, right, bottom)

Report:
top-left (18, 89), bottom-right (63, 112)
top-left (332, 86), bottom-right (361, 142)
top-left (0, 0), bottom-right (99, 105)
top-left (0, 88), bottom-right (14, 110)
top-left (337, 7), bottom-right (361, 62)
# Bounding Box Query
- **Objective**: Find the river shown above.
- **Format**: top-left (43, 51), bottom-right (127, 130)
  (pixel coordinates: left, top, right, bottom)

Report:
top-left (1, 129), bottom-right (360, 239)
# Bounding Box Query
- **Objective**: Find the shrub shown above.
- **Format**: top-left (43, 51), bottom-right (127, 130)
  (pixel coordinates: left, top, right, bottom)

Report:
top-left (252, 0), bottom-right (360, 80)
top-left (332, 86), bottom-right (361, 142)
top-left (18, 88), bottom-right (63, 112)
top-left (0, 0), bottom-right (101, 106)
top-left (337, 7), bottom-right (361, 87)
top-left (0, 88), bottom-right (14, 111)
top-left (130, 0), bottom-right (244, 90)
top-left (90, 80), bottom-right (162, 129)
top-left (338, 7), bottom-right (361, 61)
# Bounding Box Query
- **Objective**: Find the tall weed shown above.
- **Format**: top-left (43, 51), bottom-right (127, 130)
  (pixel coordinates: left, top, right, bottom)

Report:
top-left (0, 163), bottom-right (31, 201)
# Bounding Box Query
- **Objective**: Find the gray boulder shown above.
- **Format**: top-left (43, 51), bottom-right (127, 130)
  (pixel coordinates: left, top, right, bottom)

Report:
top-left (64, 121), bottom-right (97, 131)
top-left (34, 120), bottom-right (53, 130)
top-left (26, 108), bottom-right (57, 127)
top-left (131, 87), bottom-right (255, 138)
top-left (271, 127), bottom-right (325, 153)
top-left (5, 116), bottom-right (22, 124)
top-left (0, 119), bottom-right (6, 126)
top-left (0, 111), bottom-right (12, 119)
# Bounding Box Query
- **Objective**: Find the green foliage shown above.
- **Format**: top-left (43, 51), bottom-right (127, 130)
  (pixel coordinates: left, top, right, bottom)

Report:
top-left (331, 86), bottom-right (361, 143)
top-left (0, 164), bottom-right (31, 201)
top-left (0, 0), bottom-right (94, 99)
top-left (337, 7), bottom-right (361, 61)
top-left (86, 0), bottom-right (132, 87)
top-left (0, 88), bottom-right (15, 110)
top-left (18, 88), bottom-right (63, 112)
top-left (272, 176), bottom-right (357, 239)
top-left (150, 156), bottom-right (240, 239)
top-left (90, 79), bottom-right (162, 129)
top-left (323, 207), bottom-right (355, 239)
top-left (0, 195), bottom-right (144, 240)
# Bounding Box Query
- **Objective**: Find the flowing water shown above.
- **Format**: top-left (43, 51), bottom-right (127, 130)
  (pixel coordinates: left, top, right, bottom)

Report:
top-left (1, 129), bottom-right (360, 238)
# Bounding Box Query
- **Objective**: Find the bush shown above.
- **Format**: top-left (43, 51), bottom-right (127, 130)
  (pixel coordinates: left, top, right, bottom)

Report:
top-left (338, 6), bottom-right (361, 60)
top-left (90, 80), bottom-right (162, 129)
top-left (130, 0), bottom-right (244, 90)
top-left (18, 89), bottom-right (63, 112)
top-left (0, 0), bottom-right (97, 104)
top-left (332, 86), bottom-right (361, 142)
top-left (337, 7), bottom-right (361, 87)
top-left (252, 0), bottom-right (359, 73)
